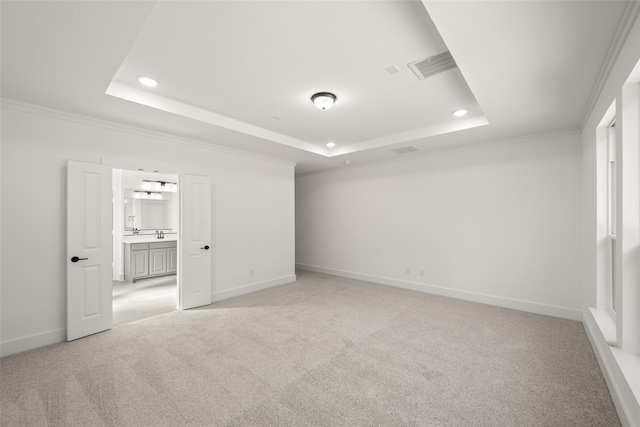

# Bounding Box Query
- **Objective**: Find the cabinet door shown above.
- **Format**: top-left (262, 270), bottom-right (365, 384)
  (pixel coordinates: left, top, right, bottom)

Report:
top-left (167, 247), bottom-right (178, 273)
top-left (149, 248), bottom-right (167, 276)
top-left (132, 250), bottom-right (149, 278)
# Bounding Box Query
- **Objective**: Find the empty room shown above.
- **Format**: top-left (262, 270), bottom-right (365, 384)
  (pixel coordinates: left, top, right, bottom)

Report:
top-left (1, 1), bottom-right (639, 426)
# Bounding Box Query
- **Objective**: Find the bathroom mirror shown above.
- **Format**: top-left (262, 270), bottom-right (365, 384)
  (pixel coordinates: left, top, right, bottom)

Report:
top-left (124, 191), bottom-right (177, 234)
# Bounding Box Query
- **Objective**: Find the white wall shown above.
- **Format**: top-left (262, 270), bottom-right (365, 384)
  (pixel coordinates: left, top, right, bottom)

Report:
top-left (296, 132), bottom-right (582, 319)
top-left (0, 103), bottom-right (296, 355)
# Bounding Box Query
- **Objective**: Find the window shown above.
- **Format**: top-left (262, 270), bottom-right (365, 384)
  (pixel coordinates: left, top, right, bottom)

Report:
top-left (606, 120), bottom-right (618, 315)
top-left (589, 47), bottom-right (640, 423)
top-left (607, 121), bottom-right (616, 237)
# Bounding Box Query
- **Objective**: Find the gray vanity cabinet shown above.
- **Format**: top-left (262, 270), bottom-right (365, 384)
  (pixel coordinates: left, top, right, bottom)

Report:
top-left (168, 246), bottom-right (178, 273)
top-left (130, 244), bottom-right (149, 279)
top-left (124, 241), bottom-right (177, 282)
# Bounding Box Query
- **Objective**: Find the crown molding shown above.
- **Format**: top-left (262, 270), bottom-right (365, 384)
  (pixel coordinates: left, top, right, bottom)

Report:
top-left (0, 98), bottom-right (298, 168)
top-left (578, 0), bottom-right (640, 130)
top-left (296, 127), bottom-right (580, 178)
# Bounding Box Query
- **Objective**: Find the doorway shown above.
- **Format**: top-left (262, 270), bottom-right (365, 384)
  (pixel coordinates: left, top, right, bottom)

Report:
top-left (112, 169), bottom-right (180, 326)
top-left (67, 159), bottom-right (212, 341)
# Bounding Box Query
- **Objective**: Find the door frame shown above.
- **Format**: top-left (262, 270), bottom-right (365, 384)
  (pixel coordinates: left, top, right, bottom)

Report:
top-left (112, 168), bottom-right (180, 287)
top-left (99, 156), bottom-right (213, 314)
top-left (112, 165), bottom-right (183, 311)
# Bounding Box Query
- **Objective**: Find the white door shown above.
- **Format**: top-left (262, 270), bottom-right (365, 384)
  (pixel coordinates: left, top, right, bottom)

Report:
top-left (179, 175), bottom-right (212, 309)
top-left (67, 160), bottom-right (113, 341)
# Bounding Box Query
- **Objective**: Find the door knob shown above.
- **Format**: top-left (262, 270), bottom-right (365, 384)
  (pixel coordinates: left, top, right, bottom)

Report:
top-left (200, 245), bottom-right (210, 250)
top-left (71, 256), bottom-right (88, 262)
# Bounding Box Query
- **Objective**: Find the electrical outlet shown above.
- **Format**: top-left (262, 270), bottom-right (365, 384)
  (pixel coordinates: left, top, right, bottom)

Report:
top-left (250, 269), bottom-right (254, 277)
top-left (405, 267), bottom-right (410, 274)
top-left (420, 269), bottom-right (425, 277)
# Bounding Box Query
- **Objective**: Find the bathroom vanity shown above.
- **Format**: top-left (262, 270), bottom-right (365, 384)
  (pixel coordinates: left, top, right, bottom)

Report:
top-left (114, 170), bottom-right (181, 282)
top-left (124, 240), bottom-right (177, 282)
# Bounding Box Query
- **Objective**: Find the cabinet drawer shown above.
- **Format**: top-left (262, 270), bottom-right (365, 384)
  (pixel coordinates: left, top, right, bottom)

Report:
top-left (131, 243), bottom-right (149, 251)
top-left (149, 241), bottom-right (177, 249)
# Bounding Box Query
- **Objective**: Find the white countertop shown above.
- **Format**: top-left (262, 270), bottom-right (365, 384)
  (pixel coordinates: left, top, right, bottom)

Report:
top-left (122, 235), bottom-right (178, 244)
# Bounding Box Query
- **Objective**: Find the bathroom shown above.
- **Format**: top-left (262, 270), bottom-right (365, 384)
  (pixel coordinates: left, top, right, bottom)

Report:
top-left (112, 169), bottom-right (180, 325)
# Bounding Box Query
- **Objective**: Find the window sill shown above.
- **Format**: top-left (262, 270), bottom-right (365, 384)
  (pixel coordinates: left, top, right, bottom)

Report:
top-left (589, 306), bottom-right (617, 346)
top-left (610, 347), bottom-right (640, 405)
top-left (589, 306), bottom-right (640, 411)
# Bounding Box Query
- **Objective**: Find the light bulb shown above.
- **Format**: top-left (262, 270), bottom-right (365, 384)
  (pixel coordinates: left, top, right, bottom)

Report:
top-left (137, 76), bottom-right (158, 87)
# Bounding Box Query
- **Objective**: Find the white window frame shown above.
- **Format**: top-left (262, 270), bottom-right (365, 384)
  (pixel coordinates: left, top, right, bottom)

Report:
top-left (606, 120), bottom-right (618, 317)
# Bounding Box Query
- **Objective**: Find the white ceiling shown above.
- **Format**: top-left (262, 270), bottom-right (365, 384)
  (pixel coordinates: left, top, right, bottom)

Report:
top-left (0, 1), bottom-right (631, 174)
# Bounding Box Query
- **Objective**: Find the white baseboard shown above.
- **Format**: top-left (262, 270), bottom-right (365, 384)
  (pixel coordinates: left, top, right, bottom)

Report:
top-left (0, 328), bottom-right (66, 357)
top-left (583, 308), bottom-right (639, 427)
top-left (2, 275), bottom-right (297, 357)
top-left (211, 274), bottom-right (297, 302)
top-left (296, 264), bottom-right (582, 321)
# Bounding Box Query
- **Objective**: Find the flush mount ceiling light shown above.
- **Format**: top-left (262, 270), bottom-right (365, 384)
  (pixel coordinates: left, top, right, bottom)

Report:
top-left (326, 142), bottom-right (336, 148)
top-left (137, 75), bottom-right (158, 87)
top-left (311, 92), bottom-right (336, 110)
top-left (452, 109), bottom-right (468, 117)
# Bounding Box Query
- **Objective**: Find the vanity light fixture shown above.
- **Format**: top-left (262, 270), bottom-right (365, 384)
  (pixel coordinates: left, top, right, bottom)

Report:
top-left (452, 109), bottom-right (468, 117)
top-left (137, 75), bottom-right (158, 87)
top-left (143, 180), bottom-right (177, 192)
top-left (311, 92), bottom-right (337, 110)
top-left (134, 191), bottom-right (163, 200)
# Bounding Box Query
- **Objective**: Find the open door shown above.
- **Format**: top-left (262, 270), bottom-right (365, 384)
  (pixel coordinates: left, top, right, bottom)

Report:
top-left (67, 160), bottom-right (113, 341)
top-left (179, 174), bottom-right (212, 309)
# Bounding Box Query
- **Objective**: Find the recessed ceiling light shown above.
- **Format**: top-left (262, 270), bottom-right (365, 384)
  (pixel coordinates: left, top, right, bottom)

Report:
top-left (326, 142), bottom-right (336, 148)
top-left (452, 109), bottom-right (468, 117)
top-left (312, 92), bottom-right (337, 110)
top-left (137, 76), bottom-right (158, 87)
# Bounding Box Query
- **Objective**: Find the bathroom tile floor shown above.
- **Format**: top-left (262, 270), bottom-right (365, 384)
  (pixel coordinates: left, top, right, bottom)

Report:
top-left (112, 275), bottom-right (177, 326)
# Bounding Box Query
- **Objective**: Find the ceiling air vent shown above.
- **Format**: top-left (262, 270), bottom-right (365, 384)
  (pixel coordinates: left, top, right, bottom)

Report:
top-left (408, 50), bottom-right (457, 80)
top-left (391, 146), bottom-right (419, 155)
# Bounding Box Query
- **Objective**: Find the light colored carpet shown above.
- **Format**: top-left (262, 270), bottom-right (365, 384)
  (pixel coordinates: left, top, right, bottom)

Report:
top-left (1, 270), bottom-right (619, 426)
